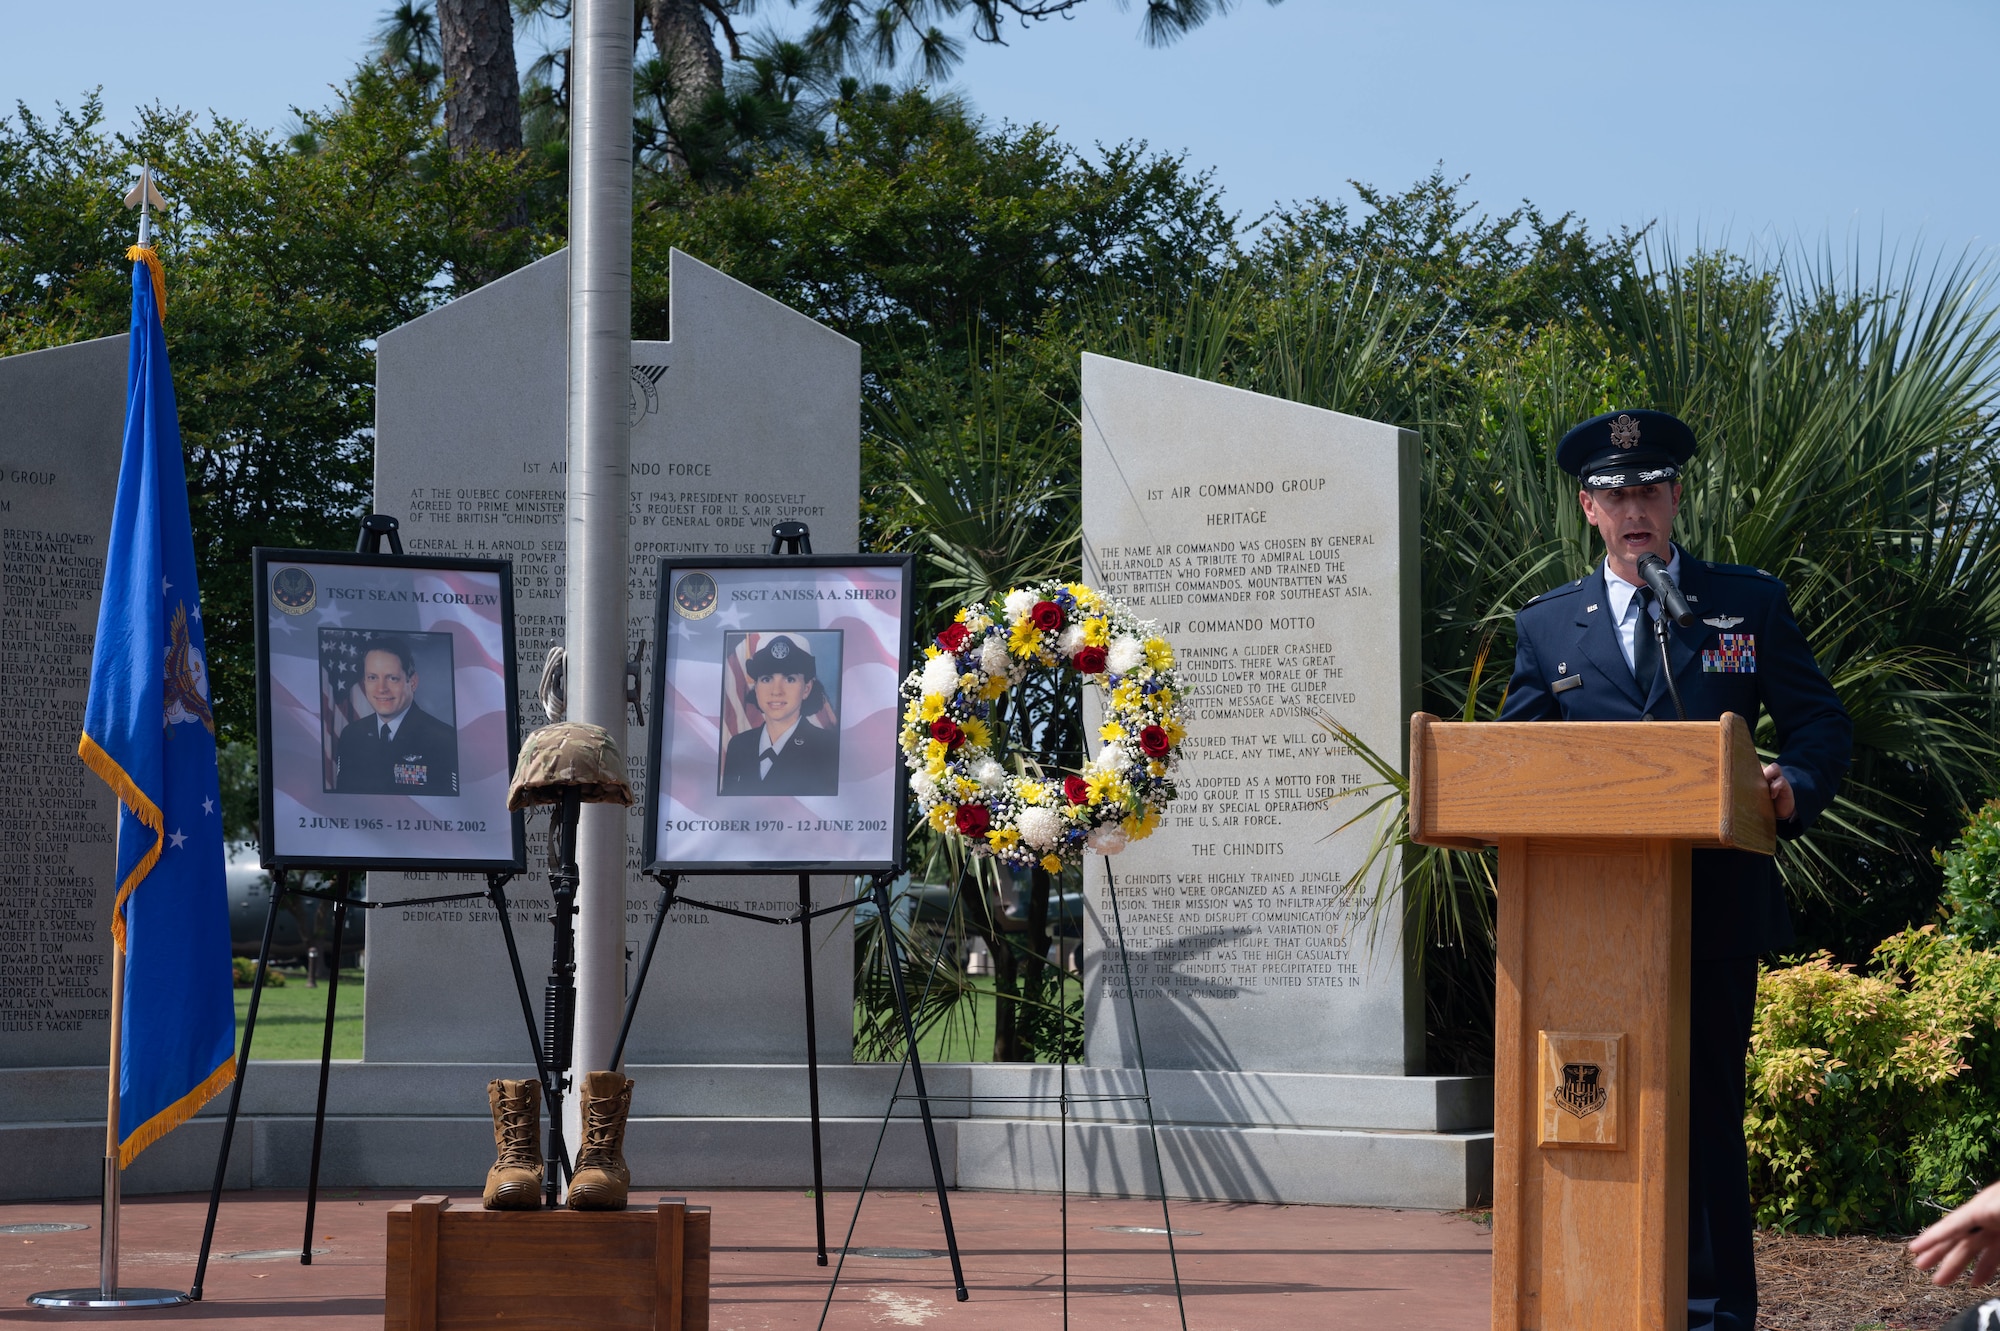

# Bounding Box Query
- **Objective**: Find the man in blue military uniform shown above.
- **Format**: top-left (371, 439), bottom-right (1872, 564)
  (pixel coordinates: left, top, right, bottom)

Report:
top-left (1502, 409), bottom-right (1852, 1331)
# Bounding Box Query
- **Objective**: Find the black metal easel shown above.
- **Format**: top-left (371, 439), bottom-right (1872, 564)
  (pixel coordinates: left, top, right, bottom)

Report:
top-left (191, 512), bottom-right (568, 1297)
top-left (814, 864), bottom-right (1188, 1329)
top-left (606, 867), bottom-right (967, 1295)
top-left (188, 866), bottom-right (540, 1297)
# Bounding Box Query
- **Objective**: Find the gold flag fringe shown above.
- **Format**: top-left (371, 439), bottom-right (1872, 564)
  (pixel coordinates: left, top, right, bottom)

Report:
top-left (118, 1054), bottom-right (235, 1168)
top-left (126, 244), bottom-right (166, 320)
top-left (76, 732), bottom-right (164, 953)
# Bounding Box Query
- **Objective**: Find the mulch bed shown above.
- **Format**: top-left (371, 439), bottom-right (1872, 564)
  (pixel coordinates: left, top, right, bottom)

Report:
top-left (1756, 1229), bottom-right (1993, 1330)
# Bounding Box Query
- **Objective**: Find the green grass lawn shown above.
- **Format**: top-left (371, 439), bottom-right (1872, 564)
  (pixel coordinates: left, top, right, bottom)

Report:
top-left (856, 981), bottom-right (999, 1063)
top-left (231, 970), bottom-right (1027, 1064)
top-left (235, 969), bottom-right (364, 1060)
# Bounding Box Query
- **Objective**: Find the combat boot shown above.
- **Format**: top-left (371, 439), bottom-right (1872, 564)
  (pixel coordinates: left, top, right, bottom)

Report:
top-left (483, 1078), bottom-right (544, 1210)
top-left (566, 1070), bottom-right (633, 1211)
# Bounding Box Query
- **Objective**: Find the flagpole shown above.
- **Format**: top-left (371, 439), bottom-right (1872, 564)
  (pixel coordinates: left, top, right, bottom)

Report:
top-left (100, 897), bottom-right (123, 1299)
top-left (30, 828), bottom-right (189, 1308)
top-left (28, 165), bottom-right (191, 1312)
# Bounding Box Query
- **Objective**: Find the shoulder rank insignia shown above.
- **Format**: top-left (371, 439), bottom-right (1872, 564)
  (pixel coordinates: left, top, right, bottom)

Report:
top-left (1702, 615), bottom-right (1744, 629)
top-left (1702, 633), bottom-right (1756, 673)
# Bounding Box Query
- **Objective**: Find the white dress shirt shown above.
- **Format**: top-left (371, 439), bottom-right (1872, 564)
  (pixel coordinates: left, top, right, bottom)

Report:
top-left (1604, 548), bottom-right (1681, 673)
top-left (757, 719), bottom-right (800, 778)
top-left (374, 705), bottom-right (412, 742)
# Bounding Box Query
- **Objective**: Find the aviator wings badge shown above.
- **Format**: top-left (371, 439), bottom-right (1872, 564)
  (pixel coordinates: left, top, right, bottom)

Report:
top-left (1702, 615), bottom-right (1745, 629)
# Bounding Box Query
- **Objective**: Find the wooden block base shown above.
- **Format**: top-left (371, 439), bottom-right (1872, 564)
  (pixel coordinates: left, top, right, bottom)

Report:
top-left (386, 1195), bottom-right (710, 1331)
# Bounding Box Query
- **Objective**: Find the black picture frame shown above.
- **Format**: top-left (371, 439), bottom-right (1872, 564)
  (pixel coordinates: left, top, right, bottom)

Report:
top-left (642, 553), bottom-right (914, 874)
top-left (253, 547), bottom-right (527, 873)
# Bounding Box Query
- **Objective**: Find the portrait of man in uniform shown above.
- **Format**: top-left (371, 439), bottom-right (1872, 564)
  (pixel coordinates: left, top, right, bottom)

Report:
top-left (718, 631), bottom-right (841, 796)
top-left (324, 632), bottom-right (461, 796)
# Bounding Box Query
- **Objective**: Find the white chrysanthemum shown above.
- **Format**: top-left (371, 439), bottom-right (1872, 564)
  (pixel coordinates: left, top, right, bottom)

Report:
top-left (974, 757), bottom-right (1008, 790)
top-left (1057, 624), bottom-right (1086, 655)
top-left (1107, 635), bottom-right (1145, 675)
top-left (1097, 744), bottom-right (1129, 772)
top-left (979, 637), bottom-right (1010, 675)
top-left (911, 770), bottom-right (939, 803)
top-left (1018, 807), bottom-right (1063, 849)
top-left (1086, 824), bottom-right (1129, 855)
top-left (1002, 588), bottom-right (1037, 621)
top-left (921, 652), bottom-right (961, 698)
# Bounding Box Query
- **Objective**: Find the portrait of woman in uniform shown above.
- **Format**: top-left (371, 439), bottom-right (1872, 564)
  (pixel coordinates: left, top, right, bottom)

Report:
top-left (717, 630), bottom-right (842, 796)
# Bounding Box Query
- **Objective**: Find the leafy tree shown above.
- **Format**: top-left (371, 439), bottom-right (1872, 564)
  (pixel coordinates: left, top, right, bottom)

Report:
top-left (374, 1), bottom-right (444, 91)
top-left (0, 83), bottom-right (546, 753)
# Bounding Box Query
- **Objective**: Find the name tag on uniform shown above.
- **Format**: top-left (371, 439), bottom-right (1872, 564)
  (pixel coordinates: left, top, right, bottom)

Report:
top-left (1702, 633), bottom-right (1756, 673)
top-left (1552, 675), bottom-right (1583, 694)
top-left (394, 761), bottom-right (429, 786)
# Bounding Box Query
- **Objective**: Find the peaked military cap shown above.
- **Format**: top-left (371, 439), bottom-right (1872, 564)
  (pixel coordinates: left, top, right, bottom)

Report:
top-left (1556, 409), bottom-right (1698, 490)
top-left (745, 633), bottom-right (816, 678)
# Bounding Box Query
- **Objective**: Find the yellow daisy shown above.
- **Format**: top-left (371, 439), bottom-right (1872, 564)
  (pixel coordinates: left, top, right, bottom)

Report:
top-left (1008, 617), bottom-right (1042, 658)
top-left (1040, 854), bottom-right (1065, 874)
top-left (920, 694), bottom-right (947, 722)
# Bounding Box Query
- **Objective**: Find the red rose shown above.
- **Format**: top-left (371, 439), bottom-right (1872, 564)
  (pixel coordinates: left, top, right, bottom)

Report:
top-left (937, 622), bottom-right (970, 652)
top-left (1073, 645), bottom-right (1108, 674)
top-left (1030, 600), bottom-right (1064, 632)
top-left (1063, 776), bottom-right (1091, 805)
top-left (1139, 725), bottom-right (1171, 758)
top-left (931, 718), bottom-right (963, 749)
top-left (955, 803), bottom-right (992, 837)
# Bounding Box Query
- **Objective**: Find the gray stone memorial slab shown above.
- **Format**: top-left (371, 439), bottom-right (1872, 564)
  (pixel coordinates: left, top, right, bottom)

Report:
top-left (0, 336), bottom-right (127, 1069)
top-left (369, 249), bottom-right (862, 1065)
top-left (1080, 352), bottom-right (1422, 1076)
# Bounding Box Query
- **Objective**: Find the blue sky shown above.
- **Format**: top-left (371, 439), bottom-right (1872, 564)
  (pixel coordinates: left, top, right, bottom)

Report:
top-left (6, 0), bottom-right (1994, 258)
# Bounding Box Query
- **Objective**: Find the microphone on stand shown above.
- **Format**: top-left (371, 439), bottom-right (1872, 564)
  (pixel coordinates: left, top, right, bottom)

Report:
top-left (1637, 553), bottom-right (1694, 627)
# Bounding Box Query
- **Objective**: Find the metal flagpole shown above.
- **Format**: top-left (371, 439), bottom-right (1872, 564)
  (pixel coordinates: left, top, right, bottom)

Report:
top-left (563, 0), bottom-right (634, 1138)
top-left (30, 820), bottom-right (188, 1309)
top-left (30, 177), bottom-right (189, 1312)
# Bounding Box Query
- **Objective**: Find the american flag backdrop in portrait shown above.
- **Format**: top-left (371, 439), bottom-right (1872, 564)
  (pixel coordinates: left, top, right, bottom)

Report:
top-left (318, 630), bottom-right (370, 788)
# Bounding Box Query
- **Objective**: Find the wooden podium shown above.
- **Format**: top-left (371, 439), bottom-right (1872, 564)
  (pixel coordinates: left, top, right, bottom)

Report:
top-left (1409, 712), bottom-right (1776, 1331)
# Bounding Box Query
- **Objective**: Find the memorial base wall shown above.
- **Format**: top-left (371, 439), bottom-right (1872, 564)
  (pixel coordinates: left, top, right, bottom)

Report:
top-left (0, 1062), bottom-right (1490, 1208)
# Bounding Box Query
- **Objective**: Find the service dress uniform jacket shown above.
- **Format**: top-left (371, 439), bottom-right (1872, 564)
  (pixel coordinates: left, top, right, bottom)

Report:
top-left (333, 704), bottom-right (461, 796)
top-left (1501, 550), bottom-right (1851, 957)
top-left (1502, 548), bottom-right (1851, 1331)
top-left (720, 719), bottom-right (840, 797)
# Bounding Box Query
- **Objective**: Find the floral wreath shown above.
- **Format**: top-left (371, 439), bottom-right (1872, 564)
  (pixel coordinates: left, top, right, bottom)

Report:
top-left (899, 580), bottom-right (1187, 872)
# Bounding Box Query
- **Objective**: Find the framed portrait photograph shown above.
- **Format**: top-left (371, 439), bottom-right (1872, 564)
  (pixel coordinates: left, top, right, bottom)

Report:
top-left (254, 548), bottom-right (527, 872)
top-left (644, 555), bottom-right (914, 873)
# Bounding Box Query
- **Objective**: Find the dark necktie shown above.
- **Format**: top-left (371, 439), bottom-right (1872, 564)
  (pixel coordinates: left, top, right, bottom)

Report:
top-left (1632, 587), bottom-right (1659, 699)
top-left (760, 746), bottom-right (778, 777)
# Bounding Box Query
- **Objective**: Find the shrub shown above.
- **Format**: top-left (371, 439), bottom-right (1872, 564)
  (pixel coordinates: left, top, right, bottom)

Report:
top-left (230, 956), bottom-right (285, 989)
top-left (1941, 799), bottom-right (2000, 948)
top-left (1746, 927), bottom-right (2000, 1233)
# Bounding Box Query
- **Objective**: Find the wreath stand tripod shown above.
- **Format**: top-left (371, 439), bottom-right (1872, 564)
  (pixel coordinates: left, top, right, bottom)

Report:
top-left (812, 860), bottom-right (1189, 1330)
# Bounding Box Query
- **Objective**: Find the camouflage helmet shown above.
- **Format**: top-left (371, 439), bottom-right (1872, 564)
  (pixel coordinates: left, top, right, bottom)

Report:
top-left (507, 722), bottom-right (635, 809)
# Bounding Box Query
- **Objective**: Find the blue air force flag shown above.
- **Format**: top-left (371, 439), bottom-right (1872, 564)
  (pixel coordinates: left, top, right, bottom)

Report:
top-left (77, 249), bottom-right (236, 1164)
